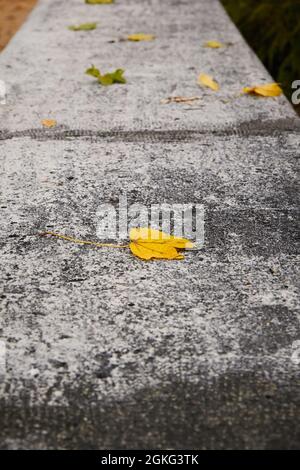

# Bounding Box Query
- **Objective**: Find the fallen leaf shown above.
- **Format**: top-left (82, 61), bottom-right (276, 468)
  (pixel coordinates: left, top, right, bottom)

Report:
top-left (85, 0), bottom-right (114, 4)
top-left (68, 22), bottom-right (97, 31)
top-left (41, 228), bottom-right (194, 261)
top-left (129, 227), bottom-right (194, 260)
top-left (204, 40), bottom-right (223, 48)
top-left (99, 69), bottom-right (126, 86)
top-left (160, 96), bottom-right (201, 105)
top-left (41, 119), bottom-right (57, 128)
top-left (86, 65), bottom-right (126, 85)
top-left (198, 73), bottom-right (219, 91)
top-left (127, 33), bottom-right (155, 42)
top-left (39, 227), bottom-right (194, 260)
top-left (243, 82), bottom-right (282, 97)
top-left (86, 64), bottom-right (101, 78)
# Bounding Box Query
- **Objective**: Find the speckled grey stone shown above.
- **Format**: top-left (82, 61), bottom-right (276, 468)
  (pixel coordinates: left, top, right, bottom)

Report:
top-left (0, 0), bottom-right (299, 450)
top-left (0, 0), bottom-right (296, 133)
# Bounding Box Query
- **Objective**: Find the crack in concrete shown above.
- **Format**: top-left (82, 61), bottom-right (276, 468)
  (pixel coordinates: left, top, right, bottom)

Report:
top-left (0, 119), bottom-right (299, 142)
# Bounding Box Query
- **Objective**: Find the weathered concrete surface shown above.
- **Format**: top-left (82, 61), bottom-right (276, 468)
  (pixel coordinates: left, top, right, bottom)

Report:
top-left (0, 0), bottom-right (297, 133)
top-left (0, 0), bottom-right (299, 450)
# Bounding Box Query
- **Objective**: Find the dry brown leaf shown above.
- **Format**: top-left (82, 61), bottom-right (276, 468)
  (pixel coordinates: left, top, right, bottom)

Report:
top-left (160, 96), bottom-right (201, 105)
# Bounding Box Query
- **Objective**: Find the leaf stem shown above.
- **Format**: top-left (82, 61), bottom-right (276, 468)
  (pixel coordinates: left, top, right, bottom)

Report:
top-left (40, 231), bottom-right (129, 249)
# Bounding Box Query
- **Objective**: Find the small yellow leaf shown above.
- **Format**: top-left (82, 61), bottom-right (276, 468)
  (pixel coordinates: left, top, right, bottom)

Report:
top-left (41, 119), bottom-right (57, 128)
top-left (41, 228), bottom-right (194, 262)
top-left (127, 33), bottom-right (155, 42)
top-left (160, 96), bottom-right (201, 105)
top-left (204, 40), bottom-right (223, 49)
top-left (243, 83), bottom-right (282, 97)
top-left (198, 73), bottom-right (219, 91)
top-left (68, 22), bottom-right (98, 31)
top-left (129, 227), bottom-right (193, 260)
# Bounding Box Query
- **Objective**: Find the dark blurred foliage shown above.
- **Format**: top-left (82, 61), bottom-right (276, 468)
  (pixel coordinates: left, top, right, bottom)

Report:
top-left (221, 0), bottom-right (300, 102)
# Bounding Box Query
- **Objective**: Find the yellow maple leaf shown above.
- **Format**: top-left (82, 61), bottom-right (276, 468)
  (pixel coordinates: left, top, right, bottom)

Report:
top-left (127, 33), bottom-right (155, 42)
top-left (129, 227), bottom-right (193, 260)
top-left (198, 73), bottom-right (219, 91)
top-left (41, 119), bottom-right (57, 128)
top-left (41, 228), bottom-right (194, 261)
top-left (204, 40), bottom-right (223, 49)
top-left (243, 83), bottom-right (282, 97)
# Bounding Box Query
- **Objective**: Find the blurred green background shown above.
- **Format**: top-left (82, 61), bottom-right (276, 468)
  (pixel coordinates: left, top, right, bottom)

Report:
top-left (221, 0), bottom-right (300, 108)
